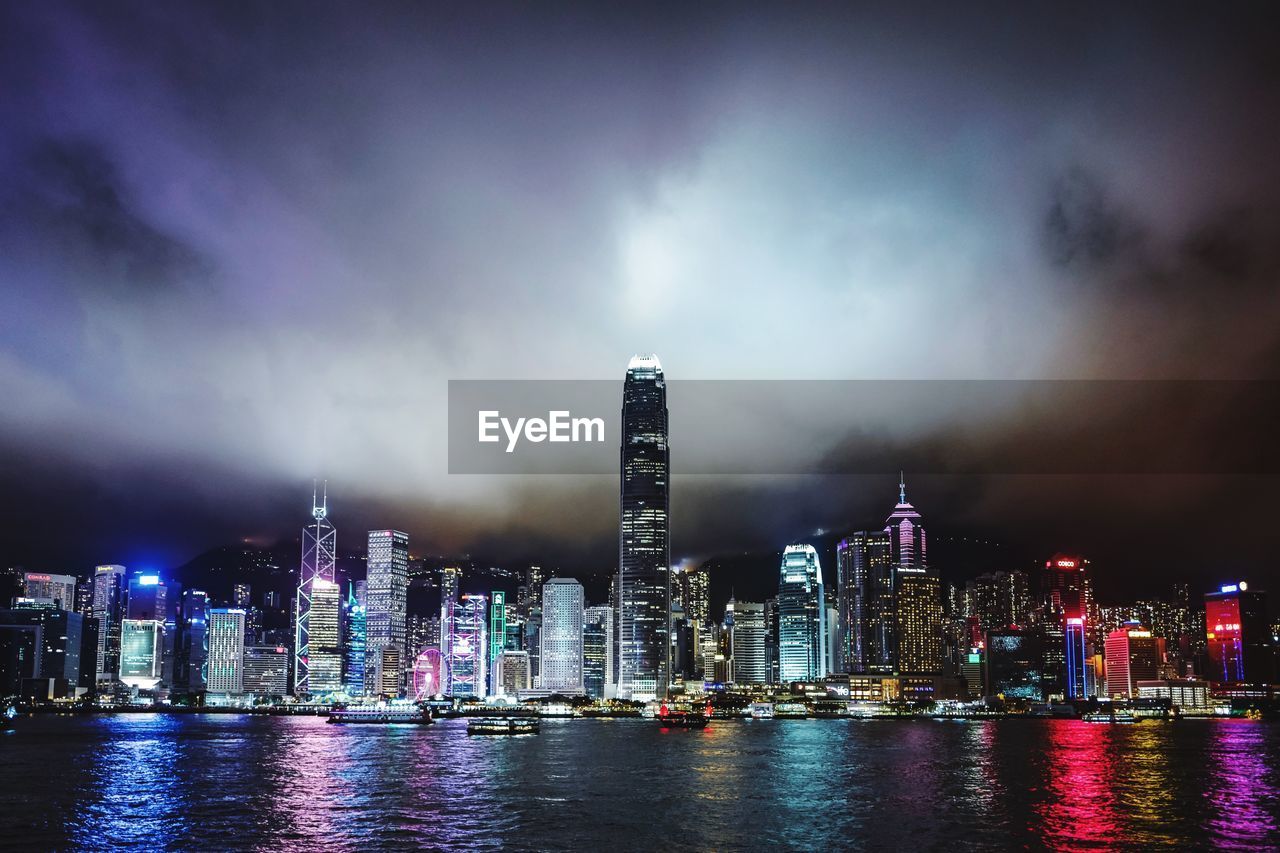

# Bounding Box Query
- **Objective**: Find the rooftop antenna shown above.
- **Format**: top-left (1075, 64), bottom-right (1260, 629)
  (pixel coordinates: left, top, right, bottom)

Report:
top-left (899, 471), bottom-right (907, 504)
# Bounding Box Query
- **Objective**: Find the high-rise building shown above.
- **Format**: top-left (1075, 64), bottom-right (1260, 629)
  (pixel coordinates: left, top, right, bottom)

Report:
top-left (174, 588), bottom-right (208, 694)
top-left (0, 601), bottom-right (87, 695)
top-left (882, 480), bottom-right (943, 674)
top-left (726, 599), bottom-right (767, 685)
top-left (618, 354), bottom-right (670, 701)
top-left (1104, 623), bottom-right (1162, 698)
top-left (489, 590), bottom-right (507, 694)
top-left (1205, 581), bottom-right (1272, 684)
top-left (343, 581), bottom-right (366, 696)
top-left (243, 645), bottom-right (290, 697)
top-left (443, 594), bottom-right (487, 697)
top-left (91, 564), bottom-right (126, 682)
top-left (207, 608), bottom-right (246, 695)
top-left (896, 567), bottom-right (943, 673)
top-left (441, 565), bottom-right (462, 613)
top-left (837, 532), bottom-right (895, 675)
top-left (496, 650), bottom-right (530, 696)
top-left (985, 628), bottom-right (1044, 700)
top-left (295, 485), bottom-right (337, 695)
top-left (365, 530), bottom-right (409, 697)
top-left (583, 605), bottom-right (614, 699)
top-left (118, 619), bottom-right (163, 689)
top-left (540, 578), bottom-right (584, 694)
top-left (777, 545), bottom-right (826, 683)
top-left (22, 573), bottom-right (77, 611)
top-left (1041, 554), bottom-right (1089, 699)
top-left (966, 571), bottom-right (1033, 632)
top-left (307, 578), bottom-right (343, 695)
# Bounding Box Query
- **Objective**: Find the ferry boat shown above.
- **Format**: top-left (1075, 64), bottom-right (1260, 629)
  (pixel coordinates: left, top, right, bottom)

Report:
top-left (773, 702), bottom-right (809, 719)
top-left (1083, 710), bottom-right (1136, 724)
top-left (327, 704), bottom-right (434, 725)
top-left (467, 717), bottom-right (541, 735)
top-left (655, 701), bottom-right (711, 729)
top-left (748, 702), bottom-right (775, 719)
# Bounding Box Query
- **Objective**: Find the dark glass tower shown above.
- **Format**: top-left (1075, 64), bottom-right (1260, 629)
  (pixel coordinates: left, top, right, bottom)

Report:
top-left (836, 530), bottom-right (892, 674)
top-left (619, 355), bottom-right (670, 700)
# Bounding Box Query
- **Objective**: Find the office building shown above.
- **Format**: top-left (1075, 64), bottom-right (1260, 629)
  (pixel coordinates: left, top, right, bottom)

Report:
top-left (1104, 622), bottom-right (1162, 698)
top-left (344, 581), bottom-right (366, 696)
top-left (836, 531), bottom-right (891, 674)
top-left (496, 650), bottom-right (531, 696)
top-left (308, 578), bottom-right (343, 695)
top-left (21, 573), bottom-right (77, 610)
top-left (985, 628), bottom-right (1044, 701)
top-left (243, 645), bottom-right (290, 697)
top-left (443, 594), bottom-right (487, 697)
top-left (726, 599), bottom-right (767, 685)
top-left (583, 606), bottom-right (613, 699)
top-left (118, 619), bottom-right (163, 689)
top-left (173, 588), bottom-right (208, 694)
top-left (1204, 581), bottom-right (1272, 684)
top-left (295, 485), bottom-right (337, 695)
top-left (777, 544), bottom-right (826, 682)
top-left (366, 529), bottom-right (409, 697)
top-left (91, 564), bottom-right (126, 682)
top-left (1041, 554), bottom-right (1089, 699)
top-left (0, 601), bottom-right (87, 696)
top-left (540, 578), bottom-right (585, 694)
top-left (618, 355), bottom-right (671, 701)
top-left (207, 608), bottom-right (246, 695)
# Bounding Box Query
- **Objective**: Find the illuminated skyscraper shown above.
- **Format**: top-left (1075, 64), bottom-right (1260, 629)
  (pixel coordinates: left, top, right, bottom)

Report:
top-left (91, 564), bottom-right (126, 682)
top-left (496, 650), bottom-right (530, 696)
top-left (343, 581), bottom-right (366, 695)
top-left (308, 578), bottom-right (343, 695)
top-left (1041, 554), bottom-right (1088, 699)
top-left (583, 605), bottom-right (614, 699)
top-left (540, 578), bottom-right (585, 694)
top-left (22, 573), bottom-right (77, 611)
top-left (726, 599), bottom-right (767, 685)
top-left (118, 618), bottom-right (162, 689)
top-left (1103, 622), bottom-right (1162, 698)
top-left (777, 545), bottom-right (826, 682)
top-left (365, 529), bottom-right (409, 697)
top-left (441, 565), bottom-right (462, 613)
top-left (443, 594), bottom-right (487, 697)
top-left (885, 475), bottom-right (926, 570)
top-left (489, 590), bottom-right (507, 695)
top-left (207, 608), bottom-right (246, 695)
top-left (243, 645), bottom-right (290, 697)
top-left (836, 531), bottom-right (892, 674)
top-left (1205, 581), bottom-right (1271, 684)
top-left (619, 355), bottom-right (671, 701)
top-left (883, 480), bottom-right (942, 674)
top-left (295, 484), bottom-right (337, 695)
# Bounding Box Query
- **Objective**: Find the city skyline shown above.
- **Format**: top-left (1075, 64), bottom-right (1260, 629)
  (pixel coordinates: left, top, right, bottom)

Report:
top-left (2, 4), bottom-right (1279, 598)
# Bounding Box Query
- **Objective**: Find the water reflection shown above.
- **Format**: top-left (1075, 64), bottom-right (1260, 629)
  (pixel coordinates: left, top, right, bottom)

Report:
top-left (71, 715), bottom-right (188, 849)
top-left (1037, 721), bottom-right (1121, 848)
top-left (1206, 721), bottom-right (1279, 848)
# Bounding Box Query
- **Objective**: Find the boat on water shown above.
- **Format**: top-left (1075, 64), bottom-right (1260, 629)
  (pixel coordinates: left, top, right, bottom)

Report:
top-left (467, 717), bottom-right (541, 735)
top-left (748, 702), bottom-right (775, 719)
top-left (773, 702), bottom-right (809, 719)
top-left (656, 701), bottom-right (711, 729)
top-left (327, 705), bottom-right (434, 724)
top-left (1083, 710), bottom-right (1137, 724)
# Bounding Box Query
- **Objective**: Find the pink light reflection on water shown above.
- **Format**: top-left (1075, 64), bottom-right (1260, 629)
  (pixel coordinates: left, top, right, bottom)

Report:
top-left (1035, 721), bottom-right (1121, 848)
top-left (1206, 720), bottom-right (1278, 848)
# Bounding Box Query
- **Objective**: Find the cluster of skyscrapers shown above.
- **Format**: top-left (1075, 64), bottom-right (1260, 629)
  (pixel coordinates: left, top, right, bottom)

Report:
top-left (3, 356), bottom-right (1276, 710)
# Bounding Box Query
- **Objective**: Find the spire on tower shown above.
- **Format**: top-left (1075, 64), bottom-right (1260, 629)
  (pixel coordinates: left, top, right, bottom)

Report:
top-left (899, 471), bottom-right (906, 504)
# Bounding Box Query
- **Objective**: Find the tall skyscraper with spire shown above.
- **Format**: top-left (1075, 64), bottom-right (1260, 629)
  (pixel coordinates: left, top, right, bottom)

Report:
top-left (294, 482), bottom-right (337, 696)
top-left (618, 354), bottom-right (671, 701)
top-left (886, 477), bottom-right (943, 673)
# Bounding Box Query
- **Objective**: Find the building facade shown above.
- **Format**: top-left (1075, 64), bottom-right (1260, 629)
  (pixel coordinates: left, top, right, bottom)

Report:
top-left (777, 545), bottom-right (826, 683)
top-left (365, 529), bottom-right (409, 697)
top-left (540, 578), bottom-right (585, 694)
top-left (618, 355), bottom-right (671, 701)
top-left (295, 486), bottom-right (337, 695)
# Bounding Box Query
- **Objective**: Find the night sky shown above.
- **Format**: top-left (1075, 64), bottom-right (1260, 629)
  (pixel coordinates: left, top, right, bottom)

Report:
top-left (2, 2), bottom-right (1278, 601)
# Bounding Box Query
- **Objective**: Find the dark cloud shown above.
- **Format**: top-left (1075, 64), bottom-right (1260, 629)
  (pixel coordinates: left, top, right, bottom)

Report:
top-left (3, 137), bottom-right (209, 291)
top-left (1, 2), bottom-right (1279, 603)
